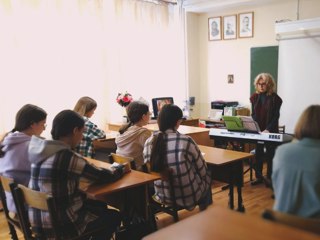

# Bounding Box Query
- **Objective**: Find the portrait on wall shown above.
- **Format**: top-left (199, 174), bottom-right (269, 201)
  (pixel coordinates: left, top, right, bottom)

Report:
top-left (223, 15), bottom-right (237, 40)
top-left (228, 74), bottom-right (234, 84)
top-left (239, 12), bottom-right (254, 38)
top-left (208, 17), bottom-right (222, 41)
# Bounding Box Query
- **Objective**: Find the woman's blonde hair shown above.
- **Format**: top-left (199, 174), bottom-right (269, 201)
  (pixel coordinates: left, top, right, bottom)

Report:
top-left (254, 73), bottom-right (276, 96)
top-left (294, 105), bottom-right (320, 140)
top-left (73, 96), bottom-right (97, 116)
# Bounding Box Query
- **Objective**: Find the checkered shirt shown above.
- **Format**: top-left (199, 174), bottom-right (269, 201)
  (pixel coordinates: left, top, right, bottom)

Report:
top-left (144, 130), bottom-right (211, 210)
top-left (75, 117), bottom-right (106, 158)
top-left (28, 149), bottom-right (120, 239)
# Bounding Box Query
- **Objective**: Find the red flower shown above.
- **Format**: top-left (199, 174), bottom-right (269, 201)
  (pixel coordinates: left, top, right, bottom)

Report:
top-left (116, 92), bottom-right (133, 107)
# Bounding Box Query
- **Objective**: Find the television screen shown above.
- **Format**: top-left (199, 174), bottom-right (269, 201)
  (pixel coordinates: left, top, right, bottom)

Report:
top-left (152, 97), bottom-right (174, 119)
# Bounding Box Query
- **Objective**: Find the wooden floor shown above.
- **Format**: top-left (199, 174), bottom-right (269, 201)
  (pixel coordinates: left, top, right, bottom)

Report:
top-left (0, 162), bottom-right (274, 239)
top-left (155, 161), bottom-right (274, 229)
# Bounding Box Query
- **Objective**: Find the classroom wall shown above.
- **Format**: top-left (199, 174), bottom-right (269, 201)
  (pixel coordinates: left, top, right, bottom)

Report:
top-left (277, 17), bottom-right (320, 134)
top-left (0, 1), bottom-right (186, 136)
top-left (186, 0), bottom-right (320, 120)
top-left (185, 13), bottom-right (200, 118)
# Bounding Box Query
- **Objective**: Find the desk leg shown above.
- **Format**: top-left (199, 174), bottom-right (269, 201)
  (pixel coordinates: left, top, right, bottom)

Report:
top-left (250, 158), bottom-right (253, 181)
top-left (228, 184), bottom-right (234, 210)
top-left (237, 185), bottom-right (245, 212)
top-left (144, 185), bottom-right (150, 221)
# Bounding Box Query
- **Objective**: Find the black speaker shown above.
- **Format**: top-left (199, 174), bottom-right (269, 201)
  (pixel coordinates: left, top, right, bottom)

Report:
top-left (189, 96), bottom-right (195, 106)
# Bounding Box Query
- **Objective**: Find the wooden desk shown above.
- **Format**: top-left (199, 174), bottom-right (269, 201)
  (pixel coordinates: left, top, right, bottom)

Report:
top-left (107, 123), bottom-right (212, 146)
top-left (93, 131), bottom-right (119, 151)
top-left (82, 158), bottom-right (160, 220)
top-left (199, 145), bottom-right (253, 211)
top-left (143, 206), bottom-right (319, 240)
top-left (180, 118), bottom-right (199, 127)
top-left (200, 118), bottom-right (225, 128)
top-left (108, 119), bottom-right (199, 131)
top-left (82, 158), bottom-right (159, 199)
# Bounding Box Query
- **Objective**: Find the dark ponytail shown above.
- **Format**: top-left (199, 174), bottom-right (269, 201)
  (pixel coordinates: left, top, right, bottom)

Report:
top-left (119, 101), bottom-right (149, 134)
top-left (149, 132), bottom-right (167, 173)
top-left (0, 133), bottom-right (9, 157)
top-left (0, 145), bottom-right (5, 158)
top-left (150, 104), bottom-right (182, 173)
top-left (119, 122), bottom-right (133, 135)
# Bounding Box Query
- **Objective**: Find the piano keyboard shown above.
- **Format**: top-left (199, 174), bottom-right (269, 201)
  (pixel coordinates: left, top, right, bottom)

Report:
top-left (209, 128), bottom-right (293, 143)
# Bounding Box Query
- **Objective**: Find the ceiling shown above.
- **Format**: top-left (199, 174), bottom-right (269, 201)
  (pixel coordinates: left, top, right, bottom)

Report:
top-left (182, 0), bottom-right (281, 13)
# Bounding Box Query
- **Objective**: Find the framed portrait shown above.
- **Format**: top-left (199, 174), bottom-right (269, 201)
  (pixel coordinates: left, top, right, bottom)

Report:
top-left (238, 12), bottom-right (254, 38)
top-left (228, 74), bottom-right (234, 84)
top-left (223, 15), bottom-right (237, 40)
top-left (208, 17), bottom-right (222, 41)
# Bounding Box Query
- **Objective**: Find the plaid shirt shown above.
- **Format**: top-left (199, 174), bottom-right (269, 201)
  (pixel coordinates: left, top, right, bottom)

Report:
top-left (75, 117), bottom-right (106, 158)
top-left (144, 130), bottom-right (211, 210)
top-left (29, 148), bottom-right (121, 239)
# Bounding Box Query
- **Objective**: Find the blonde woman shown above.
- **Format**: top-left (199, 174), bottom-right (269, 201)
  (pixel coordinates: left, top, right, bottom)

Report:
top-left (73, 96), bottom-right (106, 158)
top-left (250, 73), bottom-right (282, 185)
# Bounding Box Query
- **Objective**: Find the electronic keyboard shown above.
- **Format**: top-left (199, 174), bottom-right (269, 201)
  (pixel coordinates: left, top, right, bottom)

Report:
top-left (209, 128), bottom-right (293, 143)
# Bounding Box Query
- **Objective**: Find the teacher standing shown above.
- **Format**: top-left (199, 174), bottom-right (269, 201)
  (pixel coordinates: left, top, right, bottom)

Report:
top-left (250, 73), bottom-right (282, 185)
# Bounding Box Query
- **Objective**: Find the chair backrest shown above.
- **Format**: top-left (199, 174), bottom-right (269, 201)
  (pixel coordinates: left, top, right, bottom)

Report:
top-left (12, 184), bottom-right (57, 239)
top-left (0, 176), bottom-right (20, 240)
top-left (0, 175), bottom-right (14, 193)
top-left (110, 153), bottom-right (136, 170)
top-left (262, 209), bottom-right (320, 235)
top-left (12, 184), bottom-right (112, 240)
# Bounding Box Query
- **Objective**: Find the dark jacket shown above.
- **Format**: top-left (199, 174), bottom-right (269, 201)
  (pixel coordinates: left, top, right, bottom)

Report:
top-left (250, 92), bottom-right (282, 133)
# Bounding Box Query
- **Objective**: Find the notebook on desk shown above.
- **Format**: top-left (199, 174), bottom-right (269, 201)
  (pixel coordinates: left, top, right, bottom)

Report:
top-left (222, 116), bottom-right (261, 133)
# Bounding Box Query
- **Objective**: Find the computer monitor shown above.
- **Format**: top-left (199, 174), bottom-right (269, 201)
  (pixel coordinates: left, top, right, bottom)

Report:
top-left (151, 97), bottom-right (174, 119)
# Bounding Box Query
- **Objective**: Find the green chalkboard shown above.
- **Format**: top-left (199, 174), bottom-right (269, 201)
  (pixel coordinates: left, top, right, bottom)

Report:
top-left (250, 46), bottom-right (279, 96)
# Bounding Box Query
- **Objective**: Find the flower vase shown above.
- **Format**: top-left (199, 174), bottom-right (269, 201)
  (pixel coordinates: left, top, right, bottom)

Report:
top-left (122, 107), bottom-right (128, 123)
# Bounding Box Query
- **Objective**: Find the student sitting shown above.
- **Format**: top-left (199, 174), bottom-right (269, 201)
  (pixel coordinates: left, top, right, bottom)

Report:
top-left (144, 104), bottom-right (212, 211)
top-left (0, 104), bottom-right (47, 213)
top-left (272, 105), bottom-right (320, 218)
top-left (28, 110), bottom-right (124, 240)
top-left (115, 101), bottom-right (152, 171)
top-left (73, 96), bottom-right (106, 158)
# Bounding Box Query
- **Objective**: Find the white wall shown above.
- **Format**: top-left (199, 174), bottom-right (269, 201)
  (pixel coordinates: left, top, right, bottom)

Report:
top-left (185, 13), bottom-right (200, 118)
top-left (0, 1), bottom-right (186, 136)
top-left (277, 18), bottom-right (320, 133)
top-left (186, 0), bottom-right (320, 121)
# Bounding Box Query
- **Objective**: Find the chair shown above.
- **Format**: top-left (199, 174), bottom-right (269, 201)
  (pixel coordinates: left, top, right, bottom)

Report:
top-left (148, 169), bottom-right (183, 230)
top-left (110, 153), bottom-right (136, 170)
top-left (0, 176), bottom-right (21, 240)
top-left (262, 209), bottom-right (320, 235)
top-left (11, 184), bottom-right (109, 240)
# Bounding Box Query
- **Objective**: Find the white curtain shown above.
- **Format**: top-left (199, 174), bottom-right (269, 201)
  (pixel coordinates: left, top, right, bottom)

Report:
top-left (0, 0), bottom-right (186, 137)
